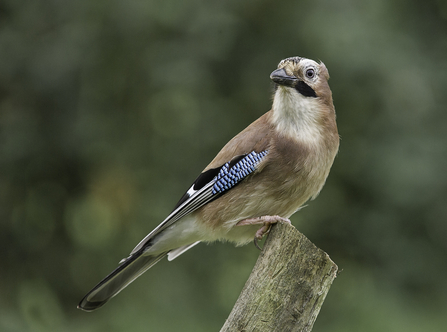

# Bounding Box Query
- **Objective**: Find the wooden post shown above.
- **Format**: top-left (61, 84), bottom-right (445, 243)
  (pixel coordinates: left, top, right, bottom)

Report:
top-left (220, 222), bottom-right (338, 332)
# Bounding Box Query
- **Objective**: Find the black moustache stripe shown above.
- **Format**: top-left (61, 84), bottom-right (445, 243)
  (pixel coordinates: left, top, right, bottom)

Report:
top-left (296, 81), bottom-right (317, 98)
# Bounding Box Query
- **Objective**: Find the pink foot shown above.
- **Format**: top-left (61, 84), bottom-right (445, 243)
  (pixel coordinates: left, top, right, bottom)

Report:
top-left (236, 215), bottom-right (291, 250)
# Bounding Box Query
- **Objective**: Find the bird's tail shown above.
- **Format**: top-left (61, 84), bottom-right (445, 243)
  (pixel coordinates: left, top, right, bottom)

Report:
top-left (78, 250), bottom-right (168, 311)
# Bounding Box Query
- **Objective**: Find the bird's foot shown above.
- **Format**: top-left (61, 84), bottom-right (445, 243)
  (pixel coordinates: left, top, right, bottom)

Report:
top-left (236, 215), bottom-right (291, 250)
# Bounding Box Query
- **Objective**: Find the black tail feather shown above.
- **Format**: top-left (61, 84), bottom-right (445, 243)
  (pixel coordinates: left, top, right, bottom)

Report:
top-left (78, 251), bottom-right (168, 311)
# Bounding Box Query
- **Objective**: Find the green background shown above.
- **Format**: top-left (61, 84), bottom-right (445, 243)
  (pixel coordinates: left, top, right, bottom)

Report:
top-left (2, 0), bottom-right (447, 331)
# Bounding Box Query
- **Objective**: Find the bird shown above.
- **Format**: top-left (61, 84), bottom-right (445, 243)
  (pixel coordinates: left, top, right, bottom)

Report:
top-left (78, 56), bottom-right (339, 311)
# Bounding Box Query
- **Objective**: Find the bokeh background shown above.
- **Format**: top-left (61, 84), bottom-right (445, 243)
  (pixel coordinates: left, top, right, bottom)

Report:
top-left (2, 0), bottom-right (447, 331)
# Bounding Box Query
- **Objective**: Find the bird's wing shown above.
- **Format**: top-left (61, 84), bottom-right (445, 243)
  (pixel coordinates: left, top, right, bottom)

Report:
top-left (129, 150), bottom-right (269, 255)
top-left (129, 111), bottom-right (274, 255)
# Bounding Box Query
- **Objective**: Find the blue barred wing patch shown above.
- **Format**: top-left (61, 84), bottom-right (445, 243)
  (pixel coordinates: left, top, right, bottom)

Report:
top-left (212, 150), bottom-right (269, 195)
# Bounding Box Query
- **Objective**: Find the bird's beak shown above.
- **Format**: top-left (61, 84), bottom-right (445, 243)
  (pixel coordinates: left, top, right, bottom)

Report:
top-left (270, 68), bottom-right (298, 87)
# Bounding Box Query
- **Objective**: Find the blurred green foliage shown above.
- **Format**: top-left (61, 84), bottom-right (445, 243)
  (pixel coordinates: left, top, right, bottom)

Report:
top-left (1, 0), bottom-right (447, 331)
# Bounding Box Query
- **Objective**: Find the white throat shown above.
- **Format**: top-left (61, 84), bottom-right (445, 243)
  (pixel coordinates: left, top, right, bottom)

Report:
top-left (272, 87), bottom-right (323, 145)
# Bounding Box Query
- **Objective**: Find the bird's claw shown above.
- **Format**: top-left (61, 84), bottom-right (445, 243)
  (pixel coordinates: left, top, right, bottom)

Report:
top-left (254, 237), bottom-right (263, 250)
top-left (253, 223), bottom-right (272, 250)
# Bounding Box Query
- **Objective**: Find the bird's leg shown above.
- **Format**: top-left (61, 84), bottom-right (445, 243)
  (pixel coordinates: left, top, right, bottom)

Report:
top-left (236, 215), bottom-right (291, 250)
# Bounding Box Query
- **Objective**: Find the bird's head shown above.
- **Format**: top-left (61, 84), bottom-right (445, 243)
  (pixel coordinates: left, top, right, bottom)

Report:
top-left (270, 56), bottom-right (332, 107)
top-left (269, 56), bottom-right (337, 144)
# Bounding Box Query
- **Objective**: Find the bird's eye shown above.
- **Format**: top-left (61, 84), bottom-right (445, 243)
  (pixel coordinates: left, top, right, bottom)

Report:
top-left (305, 68), bottom-right (316, 79)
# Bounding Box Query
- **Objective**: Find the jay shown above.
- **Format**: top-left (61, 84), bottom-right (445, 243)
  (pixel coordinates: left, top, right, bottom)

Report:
top-left (78, 56), bottom-right (339, 311)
